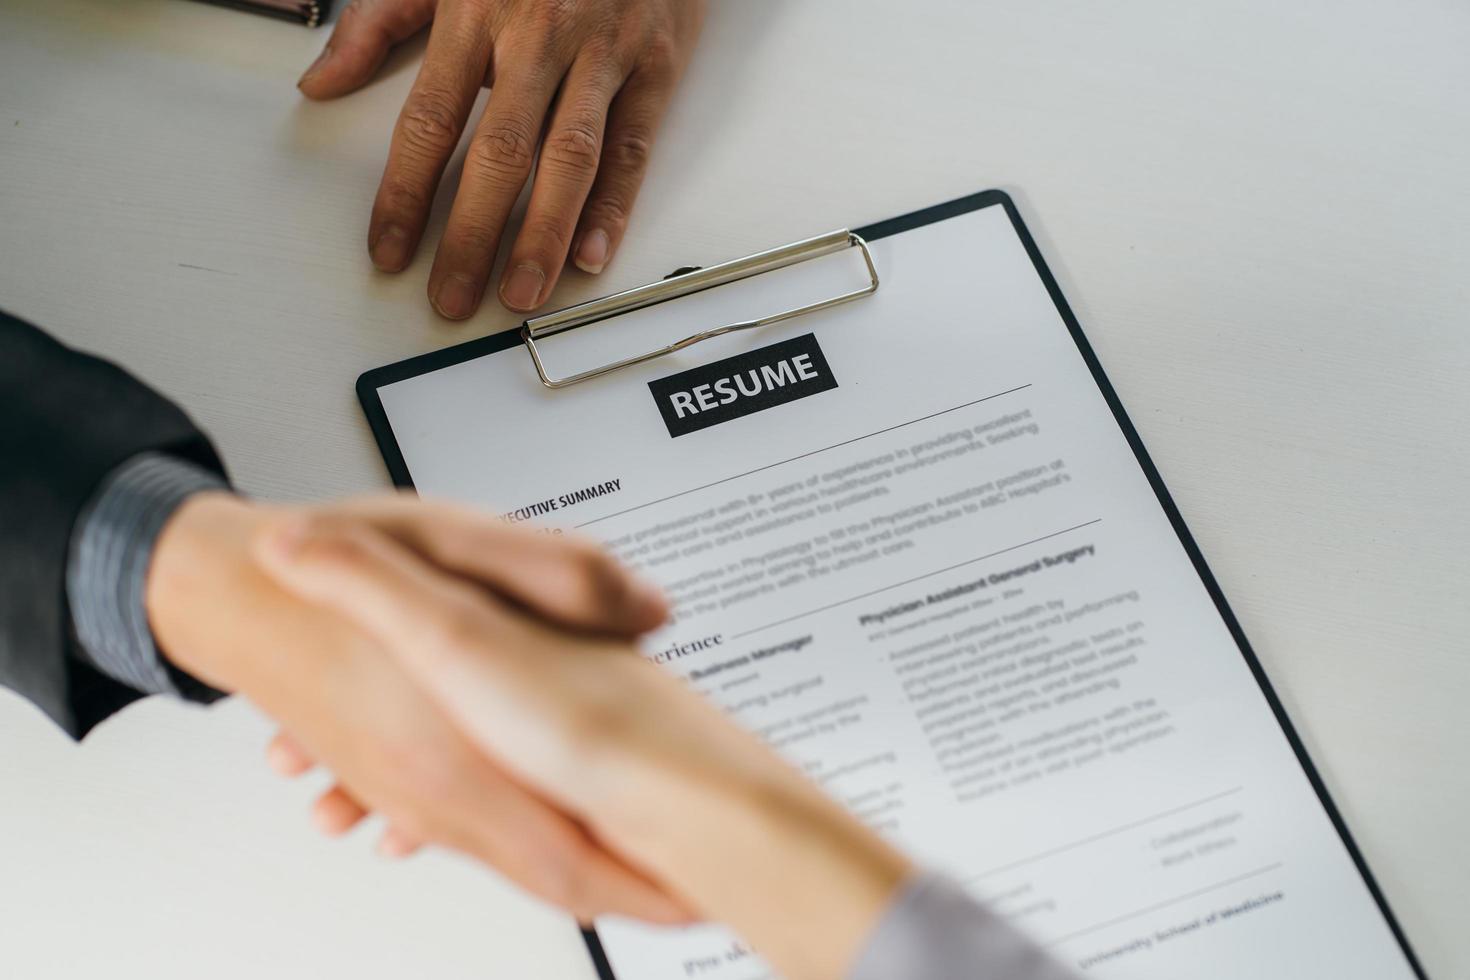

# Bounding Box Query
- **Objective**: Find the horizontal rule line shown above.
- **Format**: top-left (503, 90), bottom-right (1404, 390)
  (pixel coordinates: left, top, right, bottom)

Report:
top-left (1045, 862), bottom-right (1285, 948)
top-left (576, 384), bottom-right (1032, 529)
top-left (730, 518), bottom-right (1102, 639)
top-left (968, 787), bottom-right (1246, 881)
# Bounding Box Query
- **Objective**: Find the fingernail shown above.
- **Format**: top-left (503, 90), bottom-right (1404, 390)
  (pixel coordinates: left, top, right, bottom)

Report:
top-left (312, 803), bottom-right (347, 836)
top-left (378, 834), bottom-right (412, 859)
top-left (433, 274), bottom-right (481, 319)
top-left (298, 45), bottom-right (333, 88)
top-left (573, 229), bottom-right (610, 274)
top-left (370, 225), bottom-right (411, 272)
top-left (500, 264), bottom-right (545, 312)
top-left (265, 741), bottom-right (292, 773)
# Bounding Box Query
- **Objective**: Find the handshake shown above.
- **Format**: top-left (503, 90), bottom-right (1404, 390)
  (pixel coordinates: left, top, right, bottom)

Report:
top-left (148, 492), bottom-right (911, 980)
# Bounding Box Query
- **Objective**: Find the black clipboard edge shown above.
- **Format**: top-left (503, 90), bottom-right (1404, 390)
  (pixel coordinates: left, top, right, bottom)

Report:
top-left (355, 188), bottom-right (1429, 980)
top-left (353, 191), bottom-right (1016, 489)
top-left (356, 327), bottom-right (523, 489)
top-left (990, 193), bottom-right (1429, 980)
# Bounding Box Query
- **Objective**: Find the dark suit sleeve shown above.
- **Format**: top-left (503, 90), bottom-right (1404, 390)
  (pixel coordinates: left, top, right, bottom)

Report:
top-left (0, 309), bottom-right (227, 738)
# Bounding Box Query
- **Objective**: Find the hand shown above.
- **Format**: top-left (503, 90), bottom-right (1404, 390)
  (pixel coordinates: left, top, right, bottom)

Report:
top-left (255, 515), bottom-right (912, 980)
top-left (298, 0), bottom-right (706, 319)
top-left (147, 491), bottom-right (688, 925)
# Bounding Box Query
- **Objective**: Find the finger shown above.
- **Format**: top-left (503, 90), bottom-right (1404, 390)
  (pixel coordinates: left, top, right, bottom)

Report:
top-left (497, 56), bottom-right (622, 312)
top-left (267, 730), bottom-right (317, 777)
top-left (427, 51), bottom-right (564, 319)
top-left (254, 517), bottom-right (616, 794)
top-left (340, 496), bottom-right (667, 635)
top-left (297, 0), bottom-right (437, 100)
top-left (259, 516), bottom-right (487, 646)
top-left (368, 6), bottom-right (493, 274)
top-left (570, 65), bottom-right (677, 276)
top-left (313, 785), bottom-right (371, 836)
top-left (253, 520), bottom-right (693, 923)
top-left (377, 825), bottom-right (425, 859)
top-left (517, 816), bottom-right (694, 925)
top-left (452, 763), bottom-right (693, 924)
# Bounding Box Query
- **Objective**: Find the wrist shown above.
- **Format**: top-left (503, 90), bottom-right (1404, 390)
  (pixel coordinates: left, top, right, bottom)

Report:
top-left (144, 491), bottom-right (275, 691)
top-left (579, 677), bottom-right (910, 980)
top-left (673, 769), bottom-right (910, 980)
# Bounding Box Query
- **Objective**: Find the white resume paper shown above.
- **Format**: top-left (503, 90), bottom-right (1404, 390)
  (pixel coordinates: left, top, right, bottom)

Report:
top-left (369, 197), bottom-right (1420, 979)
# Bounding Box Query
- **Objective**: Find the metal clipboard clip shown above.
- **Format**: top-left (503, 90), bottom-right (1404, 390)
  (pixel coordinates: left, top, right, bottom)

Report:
top-left (521, 229), bottom-right (880, 389)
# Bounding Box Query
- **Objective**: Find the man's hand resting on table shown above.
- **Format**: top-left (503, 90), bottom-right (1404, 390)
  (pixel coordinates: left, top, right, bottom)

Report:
top-left (145, 491), bottom-right (690, 926)
top-left (297, 0), bottom-right (705, 319)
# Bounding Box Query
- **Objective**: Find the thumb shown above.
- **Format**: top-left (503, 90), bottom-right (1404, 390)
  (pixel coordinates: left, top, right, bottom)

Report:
top-left (298, 0), bottom-right (437, 100)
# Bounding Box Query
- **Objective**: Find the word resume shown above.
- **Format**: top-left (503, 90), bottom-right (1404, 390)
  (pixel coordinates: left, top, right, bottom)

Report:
top-left (368, 196), bottom-right (1420, 979)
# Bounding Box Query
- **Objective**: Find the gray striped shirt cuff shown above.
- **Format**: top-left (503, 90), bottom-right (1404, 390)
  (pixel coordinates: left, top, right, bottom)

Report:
top-left (67, 452), bottom-right (227, 698)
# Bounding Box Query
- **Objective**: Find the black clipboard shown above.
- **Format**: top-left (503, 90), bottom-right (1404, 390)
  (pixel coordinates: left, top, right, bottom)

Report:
top-left (357, 190), bottom-right (1428, 980)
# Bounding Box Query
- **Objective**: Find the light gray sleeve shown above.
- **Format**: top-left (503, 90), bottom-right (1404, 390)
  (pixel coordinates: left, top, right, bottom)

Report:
top-left (848, 872), bottom-right (1081, 980)
top-left (66, 451), bottom-right (228, 700)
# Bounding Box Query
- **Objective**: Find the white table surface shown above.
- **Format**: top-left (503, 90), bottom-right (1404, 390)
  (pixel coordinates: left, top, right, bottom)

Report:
top-left (2, 1), bottom-right (1467, 977)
